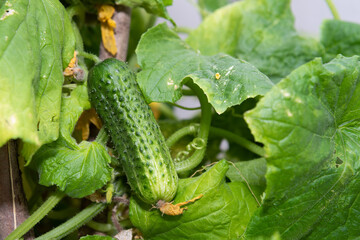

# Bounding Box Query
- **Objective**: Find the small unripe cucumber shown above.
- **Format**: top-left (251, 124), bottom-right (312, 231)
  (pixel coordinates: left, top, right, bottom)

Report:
top-left (87, 59), bottom-right (178, 204)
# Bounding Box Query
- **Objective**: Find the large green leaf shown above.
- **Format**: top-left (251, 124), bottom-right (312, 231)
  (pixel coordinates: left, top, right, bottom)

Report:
top-left (226, 158), bottom-right (266, 188)
top-left (321, 19), bottom-right (360, 61)
top-left (136, 23), bottom-right (273, 114)
top-left (0, 0), bottom-right (75, 151)
top-left (129, 160), bottom-right (258, 239)
top-left (32, 138), bottom-right (111, 198)
top-left (244, 56), bottom-right (360, 239)
top-left (187, 0), bottom-right (324, 82)
top-left (30, 84), bottom-right (107, 198)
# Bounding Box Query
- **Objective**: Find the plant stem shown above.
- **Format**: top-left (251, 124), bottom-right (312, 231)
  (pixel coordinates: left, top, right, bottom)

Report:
top-left (35, 203), bottom-right (106, 240)
top-left (175, 82), bottom-right (212, 174)
top-left (96, 127), bottom-right (109, 146)
top-left (181, 88), bottom-right (195, 96)
top-left (66, 4), bottom-right (85, 21)
top-left (77, 51), bottom-right (101, 64)
top-left (210, 127), bottom-right (265, 157)
top-left (86, 220), bottom-right (115, 232)
top-left (171, 103), bottom-right (201, 111)
top-left (325, 0), bottom-right (340, 20)
top-left (166, 124), bottom-right (265, 157)
top-left (5, 191), bottom-right (65, 240)
top-left (166, 124), bottom-right (199, 148)
top-left (173, 26), bottom-right (193, 35)
top-left (158, 103), bottom-right (177, 120)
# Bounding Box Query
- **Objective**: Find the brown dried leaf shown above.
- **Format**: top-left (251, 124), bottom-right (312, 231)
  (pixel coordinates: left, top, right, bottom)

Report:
top-left (156, 194), bottom-right (203, 216)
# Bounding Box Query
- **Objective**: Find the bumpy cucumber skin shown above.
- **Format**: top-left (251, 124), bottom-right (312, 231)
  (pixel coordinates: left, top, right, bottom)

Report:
top-left (88, 58), bottom-right (178, 204)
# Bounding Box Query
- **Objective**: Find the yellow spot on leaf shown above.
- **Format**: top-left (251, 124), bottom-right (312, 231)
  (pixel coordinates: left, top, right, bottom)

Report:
top-left (215, 72), bottom-right (221, 80)
top-left (156, 194), bottom-right (204, 216)
top-left (75, 108), bottom-right (102, 140)
top-left (98, 5), bottom-right (117, 56)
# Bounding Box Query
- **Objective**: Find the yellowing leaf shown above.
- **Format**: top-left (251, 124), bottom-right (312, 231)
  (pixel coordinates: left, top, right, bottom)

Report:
top-left (98, 5), bottom-right (117, 56)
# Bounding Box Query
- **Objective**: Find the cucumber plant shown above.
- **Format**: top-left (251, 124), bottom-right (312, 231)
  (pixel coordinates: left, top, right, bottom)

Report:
top-left (2, 0), bottom-right (360, 239)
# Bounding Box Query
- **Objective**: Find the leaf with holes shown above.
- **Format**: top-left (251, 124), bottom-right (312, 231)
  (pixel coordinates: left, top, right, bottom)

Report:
top-left (244, 55), bottom-right (360, 239)
top-left (136, 23), bottom-right (273, 114)
top-left (186, 0), bottom-right (324, 82)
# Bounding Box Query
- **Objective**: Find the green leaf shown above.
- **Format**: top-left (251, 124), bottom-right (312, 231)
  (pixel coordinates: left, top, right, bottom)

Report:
top-left (30, 82), bottom-right (105, 198)
top-left (212, 98), bottom-right (261, 161)
top-left (129, 160), bottom-right (258, 239)
top-left (187, 0), bottom-right (324, 82)
top-left (136, 23), bottom-right (273, 114)
top-left (198, 0), bottom-right (230, 14)
top-left (321, 19), bottom-right (360, 61)
top-left (127, 8), bottom-right (156, 60)
top-left (80, 236), bottom-right (116, 240)
top-left (226, 158), bottom-right (266, 187)
top-left (244, 56), bottom-right (360, 239)
top-left (115, 0), bottom-right (173, 23)
top-left (58, 85), bottom-right (91, 147)
top-left (0, 0), bottom-right (75, 150)
top-left (32, 140), bottom-right (112, 198)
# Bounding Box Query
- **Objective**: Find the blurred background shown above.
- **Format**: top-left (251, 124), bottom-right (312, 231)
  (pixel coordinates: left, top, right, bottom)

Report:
top-left (156, 0), bottom-right (360, 119)
top-left (160, 0), bottom-right (360, 36)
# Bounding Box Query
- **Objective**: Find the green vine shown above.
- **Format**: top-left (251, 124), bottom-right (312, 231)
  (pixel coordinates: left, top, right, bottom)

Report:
top-left (325, 0), bottom-right (340, 20)
top-left (35, 203), bottom-right (106, 240)
top-left (166, 124), bottom-right (265, 161)
top-left (5, 191), bottom-right (65, 240)
top-left (174, 82), bottom-right (212, 174)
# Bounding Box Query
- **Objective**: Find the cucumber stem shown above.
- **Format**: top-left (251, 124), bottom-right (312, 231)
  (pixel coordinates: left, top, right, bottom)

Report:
top-left (5, 191), bottom-right (65, 240)
top-left (175, 82), bottom-right (212, 174)
top-left (34, 203), bottom-right (106, 240)
top-left (325, 0), bottom-right (340, 20)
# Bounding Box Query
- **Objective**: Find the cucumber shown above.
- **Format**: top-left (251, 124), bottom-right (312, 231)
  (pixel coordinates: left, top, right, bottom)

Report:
top-left (87, 58), bottom-right (178, 204)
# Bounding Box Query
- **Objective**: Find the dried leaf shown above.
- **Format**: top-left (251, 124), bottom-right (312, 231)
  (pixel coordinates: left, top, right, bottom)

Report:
top-left (98, 5), bottom-right (117, 56)
top-left (156, 194), bottom-right (203, 216)
top-left (63, 51), bottom-right (78, 77)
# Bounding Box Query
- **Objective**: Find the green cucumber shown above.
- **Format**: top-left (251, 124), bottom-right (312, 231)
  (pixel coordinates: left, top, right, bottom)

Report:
top-left (87, 58), bottom-right (178, 204)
